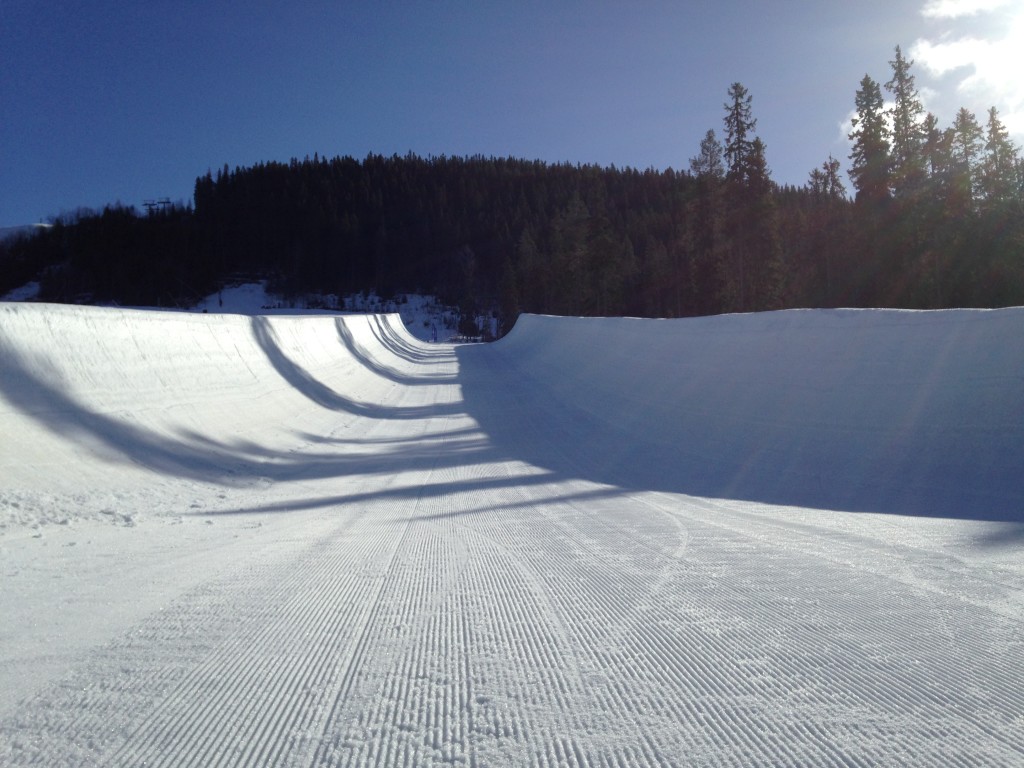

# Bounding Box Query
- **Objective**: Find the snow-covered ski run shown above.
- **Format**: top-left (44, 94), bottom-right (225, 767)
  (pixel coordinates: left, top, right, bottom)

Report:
top-left (1, 303), bottom-right (1022, 766)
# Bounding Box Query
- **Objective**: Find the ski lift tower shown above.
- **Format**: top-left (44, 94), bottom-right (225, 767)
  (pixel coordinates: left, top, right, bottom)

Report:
top-left (142, 198), bottom-right (173, 215)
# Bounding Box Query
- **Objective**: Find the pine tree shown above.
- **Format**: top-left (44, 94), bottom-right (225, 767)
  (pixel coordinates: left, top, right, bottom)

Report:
top-left (744, 138), bottom-right (784, 310)
top-left (922, 114), bottom-right (949, 178)
top-left (689, 129), bottom-right (724, 180)
top-left (949, 107), bottom-right (984, 210)
top-left (848, 75), bottom-right (892, 206)
top-left (515, 229), bottom-right (546, 313)
top-left (980, 106), bottom-right (1020, 205)
top-left (639, 237), bottom-right (672, 316)
top-left (688, 129), bottom-right (725, 315)
top-left (806, 156), bottom-right (848, 304)
top-left (719, 85), bottom-right (782, 312)
top-left (723, 83), bottom-right (756, 184)
top-left (551, 194), bottom-right (591, 314)
top-left (823, 156), bottom-right (847, 200)
top-left (885, 46), bottom-right (925, 199)
top-left (808, 167), bottom-right (827, 196)
top-left (497, 255), bottom-right (519, 336)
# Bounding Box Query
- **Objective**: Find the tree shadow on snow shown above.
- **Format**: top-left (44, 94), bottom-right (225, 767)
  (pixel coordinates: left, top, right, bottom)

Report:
top-left (0, 328), bottom-right (472, 487)
top-left (453, 341), bottom-right (1024, 527)
top-left (251, 316), bottom-right (460, 418)
top-left (332, 316), bottom-right (452, 386)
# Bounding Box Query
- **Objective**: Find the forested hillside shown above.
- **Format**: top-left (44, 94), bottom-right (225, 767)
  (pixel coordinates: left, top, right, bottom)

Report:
top-left (3, 49), bottom-right (1022, 329)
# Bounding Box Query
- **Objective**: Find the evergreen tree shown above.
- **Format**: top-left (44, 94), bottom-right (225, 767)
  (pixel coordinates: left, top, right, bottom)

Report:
top-left (921, 111), bottom-right (958, 213)
top-left (723, 83), bottom-right (756, 184)
top-left (688, 129), bottom-right (725, 315)
top-left (689, 129), bottom-right (725, 180)
top-left (743, 138), bottom-right (784, 310)
top-left (550, 194), bottom-right (591, 315)
top-left (922, 113), bottom-right (951, 181)
top-left (497, 255), bottom-right (519, 335)
top-left (949, 107), bottom-right (985, 211)
top-left (822, 156), bottom-right (847, 200)
top-left (807, 167), bottom-right (827, 196)
top-left (980, 106), bottom-right (1020, 205)
top-left (848, 75), bottom-right (892, 206)
top-left (806, 156), bottom-right (848, 305)
top-left (885, 46), bottom-right (925, 199)
top-left (719, 85), bottom-right (782, 312)
top-left (515, 229), bottom-right (546, 313)
top-left (639, 236), bottom-right (673, 316)
top-left (807, 157), bottom-right (845, 199)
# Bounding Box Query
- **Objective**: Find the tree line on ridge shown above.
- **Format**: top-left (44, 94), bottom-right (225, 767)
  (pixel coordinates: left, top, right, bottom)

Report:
top-left (2, 46), bottom-right (1021, 333)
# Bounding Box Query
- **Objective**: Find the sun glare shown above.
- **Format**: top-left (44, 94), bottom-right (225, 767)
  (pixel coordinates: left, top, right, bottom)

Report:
top-left (912, 1), bottom-right (1024, 132)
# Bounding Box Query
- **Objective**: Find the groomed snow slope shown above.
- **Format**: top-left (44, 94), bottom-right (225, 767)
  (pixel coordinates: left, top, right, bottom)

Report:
top-left (1, 303), bottom-right (1023, 766)
top-left (483, 310), bottom-right (1024, 520)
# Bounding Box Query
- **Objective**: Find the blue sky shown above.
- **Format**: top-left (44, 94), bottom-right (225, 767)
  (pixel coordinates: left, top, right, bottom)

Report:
top-left (2, 1), bottom-right (1021, 227)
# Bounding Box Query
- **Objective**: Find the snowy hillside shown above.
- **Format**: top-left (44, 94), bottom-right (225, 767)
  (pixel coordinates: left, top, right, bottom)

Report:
top-left (189, 283), bottom-right (465, 341)
top-left (1, 302), bottom-right (1022, 766)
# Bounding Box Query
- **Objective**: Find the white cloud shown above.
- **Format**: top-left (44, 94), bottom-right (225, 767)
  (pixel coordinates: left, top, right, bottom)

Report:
top-left (921, 0), bottom-right (1012, 18)
top-left (911, 1), bottom-right (1024, 137)
top-left (838, 110), bottom-right (857, 144)
top-left (917, 85), bottom-right (941, 112)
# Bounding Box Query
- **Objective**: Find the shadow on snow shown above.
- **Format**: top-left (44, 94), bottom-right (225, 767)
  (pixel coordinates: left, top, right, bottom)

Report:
top-left (2, 308), bottom-right (1022, 538)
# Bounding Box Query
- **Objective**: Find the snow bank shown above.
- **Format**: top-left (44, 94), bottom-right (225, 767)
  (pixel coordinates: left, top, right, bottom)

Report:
top-left (0, 303), bottom-right (430, 526)
top-left (482, 309), bottom-right (1024, 520)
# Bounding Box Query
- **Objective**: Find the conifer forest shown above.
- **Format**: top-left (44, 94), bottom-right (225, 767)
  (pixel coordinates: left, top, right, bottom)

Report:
top-left (3, 48), bottom-right (1022, 331)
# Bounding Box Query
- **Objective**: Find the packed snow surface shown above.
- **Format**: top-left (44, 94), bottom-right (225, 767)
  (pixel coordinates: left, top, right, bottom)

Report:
top-left (1, 303), bottom-right (1022, 766)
